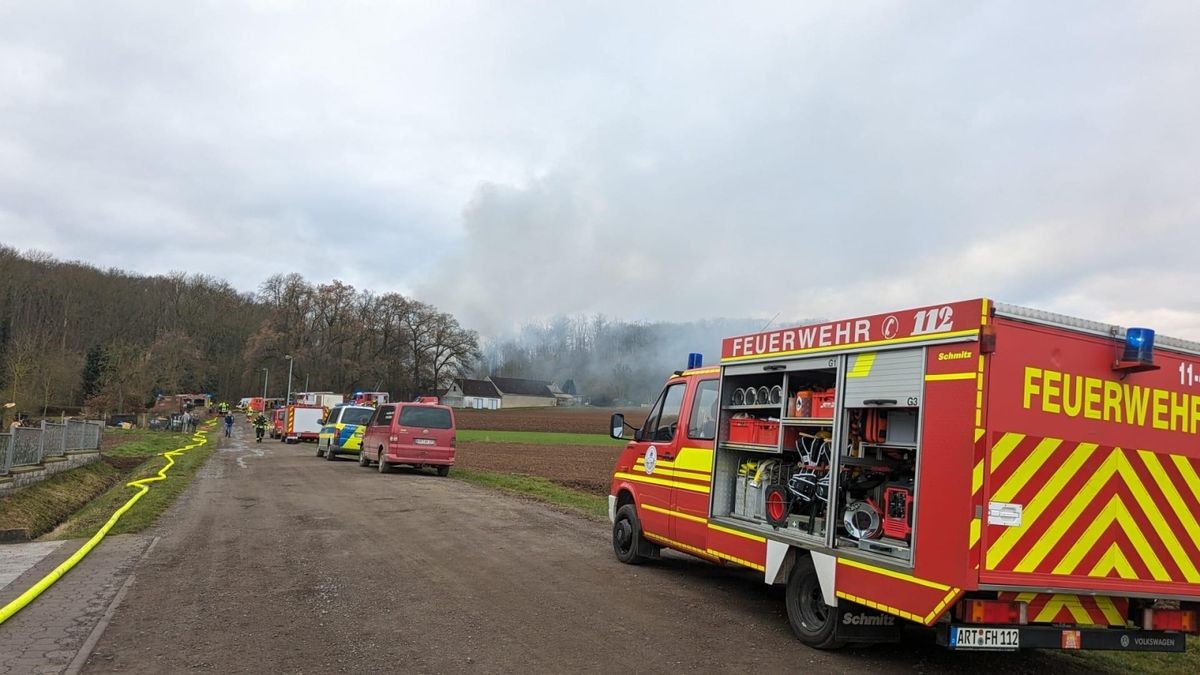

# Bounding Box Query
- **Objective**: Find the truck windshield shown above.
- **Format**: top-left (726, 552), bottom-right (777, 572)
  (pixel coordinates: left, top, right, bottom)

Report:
top-left (399, 406), bottom-right (452, 429)
top-left (340, 408), bottom-right (374, 425)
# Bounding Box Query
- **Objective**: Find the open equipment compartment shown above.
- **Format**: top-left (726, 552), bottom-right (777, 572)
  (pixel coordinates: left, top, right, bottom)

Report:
top-left (712, 356), bottom-right (840, 543)
top-left (711, 347), bottom-right (928, 566)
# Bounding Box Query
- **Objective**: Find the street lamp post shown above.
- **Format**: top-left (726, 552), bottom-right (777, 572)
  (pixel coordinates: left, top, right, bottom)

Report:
top-left (285, 355), bottom-right (294, 406)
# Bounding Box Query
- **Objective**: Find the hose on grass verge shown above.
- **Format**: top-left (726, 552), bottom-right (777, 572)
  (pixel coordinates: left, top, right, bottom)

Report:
top-left (0, 420), bottom-right (216, 625)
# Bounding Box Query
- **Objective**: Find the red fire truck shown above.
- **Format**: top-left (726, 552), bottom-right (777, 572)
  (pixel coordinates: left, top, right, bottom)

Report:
top-left (608, 299), bottom-right (1200, 652)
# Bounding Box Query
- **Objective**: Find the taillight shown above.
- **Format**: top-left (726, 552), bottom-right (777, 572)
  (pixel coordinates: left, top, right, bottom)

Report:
top-left (389, 435), bottom-right (398, 443)
top-left (959, 599), bottom-right (1027, 625)
top-left (1143, 608), bottom-right (1198, 633)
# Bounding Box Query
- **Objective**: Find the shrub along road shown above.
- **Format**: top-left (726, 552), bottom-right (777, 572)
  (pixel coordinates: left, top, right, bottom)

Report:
top-left (80, 423), bottom-right (1100, 674)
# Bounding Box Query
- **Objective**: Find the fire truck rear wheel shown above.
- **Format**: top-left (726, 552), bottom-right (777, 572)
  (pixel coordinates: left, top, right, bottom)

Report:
top-left (612, 504), bottom-right (649, 565)
top-left (785, 555), bottom-right (842, 649)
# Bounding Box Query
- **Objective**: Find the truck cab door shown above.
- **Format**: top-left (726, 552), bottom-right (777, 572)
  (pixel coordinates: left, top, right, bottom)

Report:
top-left (628, 381), bottom-right (687, 543)
top-left (670, 378), bottom-right (719, 550)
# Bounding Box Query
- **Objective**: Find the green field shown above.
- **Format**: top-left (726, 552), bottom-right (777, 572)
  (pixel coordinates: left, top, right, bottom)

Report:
top-left (456, 429), bottom-right (623, 446)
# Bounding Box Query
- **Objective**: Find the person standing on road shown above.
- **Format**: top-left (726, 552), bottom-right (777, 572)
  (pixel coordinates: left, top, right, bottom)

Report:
top-left (224, 412), bottom-right (234, 437)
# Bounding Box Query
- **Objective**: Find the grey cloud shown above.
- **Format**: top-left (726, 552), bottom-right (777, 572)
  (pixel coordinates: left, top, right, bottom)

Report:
top-left (0, 2), bottom-right (1196, 339)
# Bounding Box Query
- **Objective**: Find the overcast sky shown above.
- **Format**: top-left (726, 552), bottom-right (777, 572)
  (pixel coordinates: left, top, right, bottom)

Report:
top-left (1, 1), bottom-right (1198, 338)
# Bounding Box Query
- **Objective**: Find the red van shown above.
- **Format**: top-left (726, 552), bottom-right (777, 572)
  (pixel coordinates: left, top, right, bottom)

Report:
top-left (359, 402), bottom-right (456, 476)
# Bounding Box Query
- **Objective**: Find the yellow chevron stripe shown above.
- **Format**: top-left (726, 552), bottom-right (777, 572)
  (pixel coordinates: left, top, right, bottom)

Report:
top-left (641, 503), bottom-right (707, 524)
top-left (614, 472), bottom-right (710, 494)
top-left (1095, 596), bottom-right (1125, 627)
top-left (1112, 454), bottom-right (1199, 582)
top-left (991, 437), bottom-right (1063, 503)
top-left (707, 522), bottom-right (766, 543)
top-left (1089, 542), bottom-right (1139, 579)
top-left (848, 352), bottom-right (876, 378)
top-left (988, 432), bottom-right (1025, 474)
top-left (1138, 451), bottom-right (1200, 561)
top-left (972, 460), bottom-right (984, 495)
top-left (1047, 494), bottom-right (1170, 581)
top-left (1014, 592), bottom-right (1038, 603)
top-left (1171, 456), bottom-right (1200, 508)
top-left (975, 427), bottom-right (985, 443)
top-left (970, 518), bottom-right (981, 548)
top-left (986, 442), bottom-right (1098, 569)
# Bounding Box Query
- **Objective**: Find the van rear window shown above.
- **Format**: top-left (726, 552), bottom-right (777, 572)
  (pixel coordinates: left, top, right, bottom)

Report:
top-left (340, 408), bottom-right (374, 425)
top-left (399, 406), bottom-right (452, 429)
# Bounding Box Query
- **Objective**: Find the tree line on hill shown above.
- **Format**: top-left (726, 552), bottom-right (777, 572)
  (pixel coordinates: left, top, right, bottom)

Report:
top-left (0, 246), bottom-right (479, 417)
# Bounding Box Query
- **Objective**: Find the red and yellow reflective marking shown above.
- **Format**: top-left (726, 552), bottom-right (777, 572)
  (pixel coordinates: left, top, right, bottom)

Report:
top-left (1002, 592), bottom-right (1127, 626)
top-left (838, 558), bottom-right (962, 625)
top-left (721, 328), bottom-right (981, 363)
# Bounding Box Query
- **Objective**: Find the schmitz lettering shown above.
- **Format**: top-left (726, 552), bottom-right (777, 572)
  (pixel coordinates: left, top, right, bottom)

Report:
top-left (843, 612), bottom-right (896, 626)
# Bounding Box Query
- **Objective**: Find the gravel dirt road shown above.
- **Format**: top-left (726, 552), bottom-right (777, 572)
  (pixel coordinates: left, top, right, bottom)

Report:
top-left (80, 423), bottom-right (1090, 674)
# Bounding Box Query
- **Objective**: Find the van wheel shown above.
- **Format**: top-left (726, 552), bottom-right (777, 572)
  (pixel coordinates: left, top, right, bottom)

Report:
top-left (612, 504), bottom-right (650, 565)
top-left (785, 555), bottom-right (843, 649)
top-left (378, 448), bottom-right (391, 474)
top-left (325, 445), bottom-right (336, 461)
top-left (358, 451), bottom-right (370, 468)
top-left (437, 465), bottom-right (450, 477)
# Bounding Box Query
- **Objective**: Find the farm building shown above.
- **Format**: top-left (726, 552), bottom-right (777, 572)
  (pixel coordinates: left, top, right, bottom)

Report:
top-left (445, 376), bottom-right (570, 408)
top-left (489, 376), bottom-right (559, 408)
top-left (443, 378), bottom-right (503, 410)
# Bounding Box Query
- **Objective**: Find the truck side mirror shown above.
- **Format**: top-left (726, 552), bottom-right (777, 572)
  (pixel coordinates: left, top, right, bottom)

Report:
top-left (610, 413), bottom-right (625, 440)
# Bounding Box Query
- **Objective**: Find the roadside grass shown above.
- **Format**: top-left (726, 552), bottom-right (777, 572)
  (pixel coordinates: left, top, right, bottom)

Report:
top-left (49, 430), bottom-right (213, 539)
top-left (452, 468), bottom-right (608, 520)
top-left (0, 461), bottom-right (124, 539)
top-left (1054, 636), bottom-right (1198, 673)
top-left (457, 429), bottom-right (623, 446)
top-left (103, 431), bottom-right (194, 458)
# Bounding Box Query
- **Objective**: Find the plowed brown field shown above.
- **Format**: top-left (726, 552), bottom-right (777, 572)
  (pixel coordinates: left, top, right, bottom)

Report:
top-left (454, 407), bottom-right (652, 494)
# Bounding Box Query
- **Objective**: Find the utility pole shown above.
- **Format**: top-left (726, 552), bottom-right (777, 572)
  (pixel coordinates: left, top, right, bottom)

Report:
top-left (262, 368), bottom-right (269, 403)
top-left (285, 355), bottom-right (294, 405)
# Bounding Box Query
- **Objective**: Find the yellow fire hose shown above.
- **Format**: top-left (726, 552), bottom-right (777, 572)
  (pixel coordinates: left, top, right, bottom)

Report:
top-left (0, 419), bottom-right (215, 625)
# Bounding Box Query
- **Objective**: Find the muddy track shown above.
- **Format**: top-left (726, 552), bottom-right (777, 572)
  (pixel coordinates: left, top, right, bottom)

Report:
top-left (79, 423), bottom-right (1084, 673)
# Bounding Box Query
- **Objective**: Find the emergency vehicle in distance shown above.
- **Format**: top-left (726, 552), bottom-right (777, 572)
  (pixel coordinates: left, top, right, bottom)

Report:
top-left (608, 299), bottom-right (1200, 652)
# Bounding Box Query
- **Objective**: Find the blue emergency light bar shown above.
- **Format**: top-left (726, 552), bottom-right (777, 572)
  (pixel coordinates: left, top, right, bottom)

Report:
top-left (1123, 328), bottom-right (1156, 364)
top-left (687, 353), bottom-right (704, 369)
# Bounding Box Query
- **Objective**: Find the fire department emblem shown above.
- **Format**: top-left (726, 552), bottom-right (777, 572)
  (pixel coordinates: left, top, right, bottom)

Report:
top-left (644, 446), bottom-right (657, 475)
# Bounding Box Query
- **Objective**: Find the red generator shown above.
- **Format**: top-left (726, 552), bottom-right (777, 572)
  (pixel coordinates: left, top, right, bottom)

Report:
top-left (882, 483), bottom-right (913, 540)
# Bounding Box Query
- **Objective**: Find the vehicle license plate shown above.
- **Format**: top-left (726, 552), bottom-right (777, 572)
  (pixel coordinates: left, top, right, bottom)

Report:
top-left (415, 438), bottom-right (435, 445)
top-left (950, 627), bottom-right (1019, 650)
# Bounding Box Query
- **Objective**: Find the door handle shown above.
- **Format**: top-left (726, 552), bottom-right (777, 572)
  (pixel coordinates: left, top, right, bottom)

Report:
top-left (863, 399), bottom-right (897, 406)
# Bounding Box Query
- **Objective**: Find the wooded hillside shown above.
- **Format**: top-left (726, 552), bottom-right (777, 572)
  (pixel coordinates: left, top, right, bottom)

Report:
top-left (0, 247), bottom-right (479, 416)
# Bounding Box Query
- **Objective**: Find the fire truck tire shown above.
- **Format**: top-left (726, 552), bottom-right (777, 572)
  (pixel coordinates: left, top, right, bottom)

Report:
top-left (378, 448), bottom-right (391, 474)
top-left (612, 504), bottom-right (650, 565)
top-left (359, 450), bottom-right (371, 468)
top-left (785, 556), bottom-right (843, 649)
top-left (437, 465), bottom-right (450, 477)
